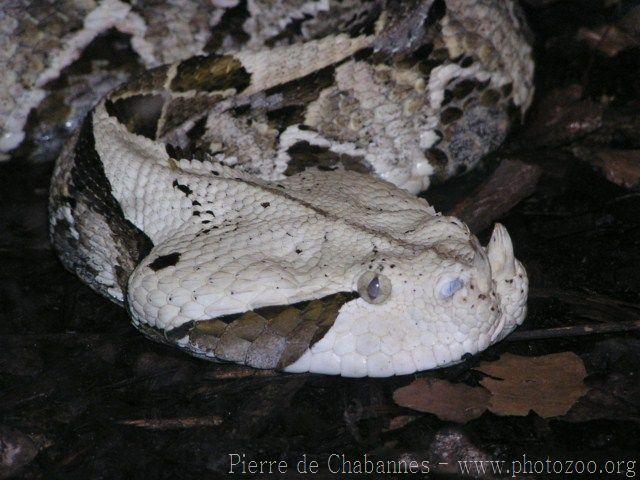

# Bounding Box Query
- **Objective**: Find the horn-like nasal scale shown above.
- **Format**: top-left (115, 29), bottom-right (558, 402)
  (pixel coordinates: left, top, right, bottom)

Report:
top-left (487, 223), bottom-right (516, 279)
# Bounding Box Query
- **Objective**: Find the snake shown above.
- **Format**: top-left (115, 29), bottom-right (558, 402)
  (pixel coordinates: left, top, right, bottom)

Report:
top-left (49, 0), bottom-right (533, 377)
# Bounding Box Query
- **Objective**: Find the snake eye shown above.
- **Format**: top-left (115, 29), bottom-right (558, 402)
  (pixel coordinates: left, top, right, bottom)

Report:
top-left (439, 277), bottom-right (464, 299)
top-left (357, 271), bottom-right (391, 304)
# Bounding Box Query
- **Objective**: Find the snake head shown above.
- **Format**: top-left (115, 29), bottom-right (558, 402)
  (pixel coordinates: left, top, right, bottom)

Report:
top-left (285, 220), bottom-right (528, 377)
top-left (125, 166), bottom-right (527, 377)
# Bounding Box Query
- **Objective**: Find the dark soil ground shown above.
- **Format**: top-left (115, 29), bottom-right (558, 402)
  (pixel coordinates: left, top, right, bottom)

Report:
top-left (1, 1), bottom-right (639, 478)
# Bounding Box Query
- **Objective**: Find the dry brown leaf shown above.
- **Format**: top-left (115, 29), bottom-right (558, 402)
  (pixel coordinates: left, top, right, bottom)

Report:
top-left (476, 352), bottom-right (589, 418)
top-left (393, 378), bottom-right (490, 423)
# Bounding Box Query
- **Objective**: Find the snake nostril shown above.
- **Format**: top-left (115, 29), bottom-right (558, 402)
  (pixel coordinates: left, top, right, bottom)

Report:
top-left (439, 277), bottom-right (464, 299)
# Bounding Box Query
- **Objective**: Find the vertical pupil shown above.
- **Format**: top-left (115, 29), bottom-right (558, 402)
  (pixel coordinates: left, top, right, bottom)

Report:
top-left (367, 277), bottom-right (380, 299)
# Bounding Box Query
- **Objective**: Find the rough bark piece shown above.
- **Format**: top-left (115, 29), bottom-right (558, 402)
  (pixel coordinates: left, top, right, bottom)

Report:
top-left (450, 159), bottom-right (542, 233)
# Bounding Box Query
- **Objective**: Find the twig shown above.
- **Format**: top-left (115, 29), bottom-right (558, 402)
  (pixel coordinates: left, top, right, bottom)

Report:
top-left (529, 288), bottom-right (640, 323)
top-left (507, 320), bottom-right (640, 342)
top-left (118, 416), bottom-right (223, 429)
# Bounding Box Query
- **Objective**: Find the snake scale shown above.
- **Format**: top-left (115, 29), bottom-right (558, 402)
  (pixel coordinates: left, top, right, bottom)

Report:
top-left (49, 0), bottom-right (533, 377)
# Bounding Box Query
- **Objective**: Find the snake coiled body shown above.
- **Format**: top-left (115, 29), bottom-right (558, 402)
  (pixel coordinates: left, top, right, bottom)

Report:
top-left (49, 0), bottom-right (532, 376)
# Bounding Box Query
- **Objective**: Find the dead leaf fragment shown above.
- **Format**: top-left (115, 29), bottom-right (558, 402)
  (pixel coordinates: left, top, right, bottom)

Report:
top-left (588, 150), bottom-right (640, 189)
top-left (385, 415), bottom-right (419, 432)
top-left (577, 25), bottom-right (638, 57)
top-left (521, 84), bottom-right (604, 147)
top-left (393, 378), bottom-right (490, 423)
top-left (577, 6), bottom-right (640, 57)
top-left (476, 352), bottom-right (589, 418)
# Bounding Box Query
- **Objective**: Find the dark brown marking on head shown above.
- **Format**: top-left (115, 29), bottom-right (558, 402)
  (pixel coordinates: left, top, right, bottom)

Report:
top-left (501, 83), bottom-right (513, 97)
top-left (149, 252), bottom-right (181, 271)
top-left (178, 293), bottom-right (357, 369)
top-left (104, 94), bottom-right (165, 139)
top-left (307, 292), bottom-right (359, 347)
top-left (171, 54), bottom-right (251, 93)
top-left (172, 180), bottom-right (193, 196)
top-left (277, 292), bottom-right (358, 369)
top-left (135, 288), bottom-right (359, 369)
top-left (284, 141), bottom-right (372, 176)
